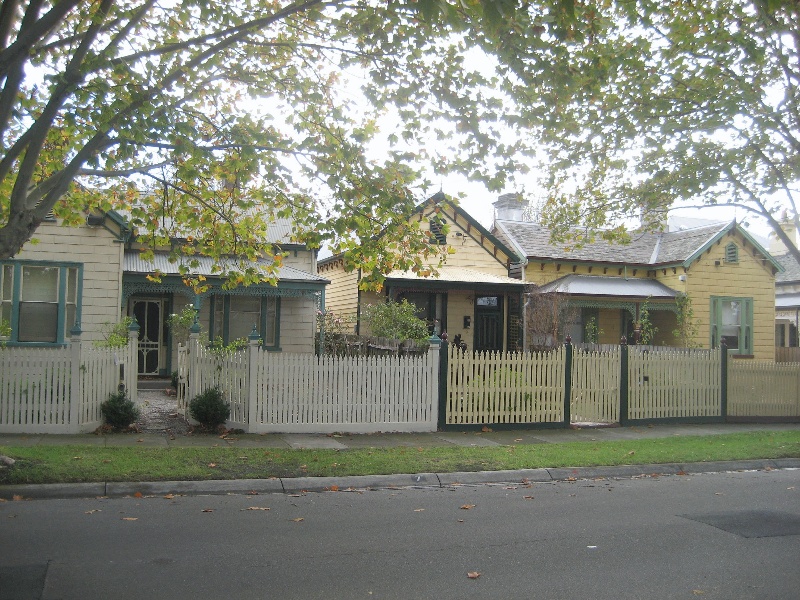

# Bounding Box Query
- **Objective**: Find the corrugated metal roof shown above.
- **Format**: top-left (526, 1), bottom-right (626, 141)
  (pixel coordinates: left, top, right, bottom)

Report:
top-left (536, 274), bottom-right (677, 299)
top-left (124, 251), bottom-right (327, 283)
top-left (115, 210), bottom-right (298, 245)
top-left (384, 266), bottom-right (524, 286)
top-left (777, 292), bottom-right (800, 308)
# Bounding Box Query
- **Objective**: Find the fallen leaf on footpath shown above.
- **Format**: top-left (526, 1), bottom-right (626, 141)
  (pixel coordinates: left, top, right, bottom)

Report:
top-left (460, 504), bottom-right (476, 510)
top-left (523, 496), bottom-right (535, 500)
top-left (12, 495), bottom-right (24, 501)
top-left (414, 509), bottom-right (425, 512)
top-left (467, 572), bottom-right (481, 579)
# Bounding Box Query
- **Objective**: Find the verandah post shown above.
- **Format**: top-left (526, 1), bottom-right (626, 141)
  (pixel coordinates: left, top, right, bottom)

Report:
top-left (69, 325), bottom-right (82, 432)
top-left (619, 337), bottom-right (630, 426)
top-left (563, 335), bottom-right (573, 426)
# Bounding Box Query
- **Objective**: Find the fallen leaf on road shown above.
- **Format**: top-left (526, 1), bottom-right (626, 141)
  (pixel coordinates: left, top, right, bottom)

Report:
top-left (467, 572), bottom-right (481, 579)
top-left (85, 509), bottom-right (101, 514)
top-left (457, 519), bottom-right (464, 523)
top-left (692, 591), bottom-right (705, 596)
top-left (523, 496), bottom-right (535, 500)
top-left (290, 517), bottom-right (304, 522)
top-left (328, 485), bottom-right (339, 492)
top-left (247, 490), bottom-right (259, 495)
top-left (163, 494), bottom-right (175, 500)
top-left (201, 509), bottom-right (213, 513)
top-left (121, 517), bottom-right (138, 521)
top-left (12, 495), bottom-right (24, 501)
top-left (414, 508), bottom-right (425, 512)
top-left (133, 492), bottom-right (143, 498)
top-left (460, 504), bottom-right (476, 510)
top-left (245, 507), bottom-right (271, 511)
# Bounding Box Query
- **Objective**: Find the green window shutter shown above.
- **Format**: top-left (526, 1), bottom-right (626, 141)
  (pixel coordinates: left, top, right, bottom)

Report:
top-left (724, 243), bottom-right (738, 263)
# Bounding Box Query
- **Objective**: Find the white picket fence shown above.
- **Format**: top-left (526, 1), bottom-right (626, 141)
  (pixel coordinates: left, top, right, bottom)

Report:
top-left (728, 360), bottom-right (800, 417)
top-left (571, 347), bottom-right (620, 424)
top-left (446, 347), bottom-right (566, 425)
top-left (0, 332), bottom-right (137, 433)
top-left (179, 335), bottom-right (440, 433)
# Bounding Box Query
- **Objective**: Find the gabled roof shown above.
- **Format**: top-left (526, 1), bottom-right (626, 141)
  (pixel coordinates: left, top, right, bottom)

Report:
top-left (775, 253), bottom-right (800, 284)
top-left (318, 192), bottom-right (523, 269)
top-left (494, 219), bottom-right (782, 272)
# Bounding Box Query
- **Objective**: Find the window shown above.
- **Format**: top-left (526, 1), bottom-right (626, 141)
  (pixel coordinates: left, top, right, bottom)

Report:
top-left (210, 294), bottom-right (279, 349)
top-left (0, 262), bottom-right (81, 344)
top-left (429, 217), bottom-right (447, 245)
top-left (710, 296), bottom-right (753, 354)
top-left (724, 243), bottom-right (739, 264)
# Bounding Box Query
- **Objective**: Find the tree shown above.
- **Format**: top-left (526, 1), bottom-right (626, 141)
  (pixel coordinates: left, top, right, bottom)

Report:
top-left (478, 0), bottom-right (800, 260)
top-left (0, 0), bottom-right (538, 288)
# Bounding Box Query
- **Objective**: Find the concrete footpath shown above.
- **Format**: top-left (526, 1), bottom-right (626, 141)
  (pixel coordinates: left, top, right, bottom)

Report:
top-left (1, 422), bottom-right (799, 500)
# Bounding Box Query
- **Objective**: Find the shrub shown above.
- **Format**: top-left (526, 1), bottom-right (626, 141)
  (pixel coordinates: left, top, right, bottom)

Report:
top-left (361, 299), bottom-right (429, 343)
top-left (100, 390), bottom-right (140, 430)
top-left (189, 387), bottom-right (230, 429)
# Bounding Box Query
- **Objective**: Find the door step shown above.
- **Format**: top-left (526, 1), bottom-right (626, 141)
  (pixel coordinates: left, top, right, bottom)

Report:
top-left (137, 377), bottom-right (172, 391)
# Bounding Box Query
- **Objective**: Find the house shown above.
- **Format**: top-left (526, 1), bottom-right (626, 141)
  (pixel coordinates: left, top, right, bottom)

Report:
top-left (492, 196), bottom-right (782, 359)
top-left (774, 252), bottom-right (800, 348)
top-left (1, 210), bottom-right (327, 376)
top-left (317, 192), bottom-right (525, 352)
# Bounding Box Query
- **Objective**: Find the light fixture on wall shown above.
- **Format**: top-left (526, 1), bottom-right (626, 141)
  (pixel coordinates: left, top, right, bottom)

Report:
top-left (454, 231), bottom-right (466, 245)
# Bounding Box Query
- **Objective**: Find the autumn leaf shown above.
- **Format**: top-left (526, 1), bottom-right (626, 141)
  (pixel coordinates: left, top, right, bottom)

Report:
top-left (328, 485), bottom-right (339, 492)
top-left (247, 490), bottom-right (259, 495)
top-left (413, 508), bottom-right (425, 512)
top-left (460, 504), bottom-right (476, 510)
top-left (121, 517), bottom-right (138, 521)
top-left (202, 509), bottom-right (214, 513)
top-left (245, 507), bottom-right (271, 511)
top-left (208, 463), bottom-right (217, 468)
top-left (523, 496), bottom-right (535, 500)
top-left (85, 509), bottom-right (101, 514)
top-left (163, 494), bottom-right (175, 500)
top-left (290, 517), bottom-right (304, 522)
top-left (133, 491), bottom-right (143, 498)
top-left (467, 572), bottom-right (481, 579)
top-left (12, 495), bottom-right (24, 501)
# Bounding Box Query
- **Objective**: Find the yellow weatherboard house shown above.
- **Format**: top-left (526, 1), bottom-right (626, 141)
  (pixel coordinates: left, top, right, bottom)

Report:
top-left (318, 192), bottom-right (525, 352)
top-left (491, 195), bottom-right (782, 359)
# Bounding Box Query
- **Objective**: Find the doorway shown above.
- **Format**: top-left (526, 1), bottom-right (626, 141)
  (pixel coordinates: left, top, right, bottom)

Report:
top-left (130, 296), bottom-right (169, 375)
top-left (474, 295), bottom-right (503, 352)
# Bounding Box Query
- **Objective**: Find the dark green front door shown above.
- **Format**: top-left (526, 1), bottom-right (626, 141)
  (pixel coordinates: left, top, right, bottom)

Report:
top-left (474, 295), bottom-right (503, 352)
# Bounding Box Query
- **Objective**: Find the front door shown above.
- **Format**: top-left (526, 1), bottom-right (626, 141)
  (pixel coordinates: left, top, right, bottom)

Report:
top-left (474, 295), bottom-right (503, 352)
top-left (130, 297), bottom-right (167, 375)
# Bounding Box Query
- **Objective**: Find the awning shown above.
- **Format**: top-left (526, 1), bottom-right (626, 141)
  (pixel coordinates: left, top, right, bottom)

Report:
top-left (536, 274), bottom-right (677, 299)
top-left (383, 266), bottom-right (525, 292)
top-left (777, 293), bottom-right (800, 309)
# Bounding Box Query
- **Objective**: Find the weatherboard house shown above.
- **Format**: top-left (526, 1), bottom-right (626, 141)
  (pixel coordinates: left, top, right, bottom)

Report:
top-left (0, 210), bottom-right (327, 376)
top-left (491, 196), bottom-right (781, 359)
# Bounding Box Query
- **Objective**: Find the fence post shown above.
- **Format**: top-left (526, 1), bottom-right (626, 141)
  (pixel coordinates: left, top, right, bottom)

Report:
top-left (619, 337), bottom-right (629, 426)
top-left (187, 330), bottom-right (200, 405)
top-left (428, 333), bottom-right (442, 431)
top-left (563, 336), bottom-right (573, 426)
top-left (247, 327), bottom-right (260, 432)
top-left (69, 325), bottom-right (82, 432)
top-left (434, 335), bottom-right (447, 430)
top-left (720, 341), bottom-right (728, 421)
top-left (127, 318), bottom-right (140, 404)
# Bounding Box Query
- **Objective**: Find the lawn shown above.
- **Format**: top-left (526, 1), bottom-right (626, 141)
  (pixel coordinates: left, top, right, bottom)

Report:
top-left (1, 431), bottom-right (799, 485)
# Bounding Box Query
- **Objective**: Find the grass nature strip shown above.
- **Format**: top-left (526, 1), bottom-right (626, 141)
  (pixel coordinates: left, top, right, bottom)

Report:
top-left (1, 431), bottom-right (799, 486)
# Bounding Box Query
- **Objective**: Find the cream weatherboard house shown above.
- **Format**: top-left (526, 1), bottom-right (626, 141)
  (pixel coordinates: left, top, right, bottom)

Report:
top-left (491, 196), bottom-right (782, 359)
top-left (0, 211), bottom-right (327, 376)
top-left (318, 192), bottom-right (525, 352)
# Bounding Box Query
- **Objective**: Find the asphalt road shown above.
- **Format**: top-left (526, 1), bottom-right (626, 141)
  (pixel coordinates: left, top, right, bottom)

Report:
top-left (2, 469), bottom-right (799, 600)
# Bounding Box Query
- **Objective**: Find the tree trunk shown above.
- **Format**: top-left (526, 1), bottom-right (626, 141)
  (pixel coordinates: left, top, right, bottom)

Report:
top-left (0, 209), bottom-right (42, 258)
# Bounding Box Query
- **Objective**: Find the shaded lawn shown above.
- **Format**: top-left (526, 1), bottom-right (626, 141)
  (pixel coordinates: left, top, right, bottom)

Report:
top-left (1, 431), bottom-right (798, 485)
